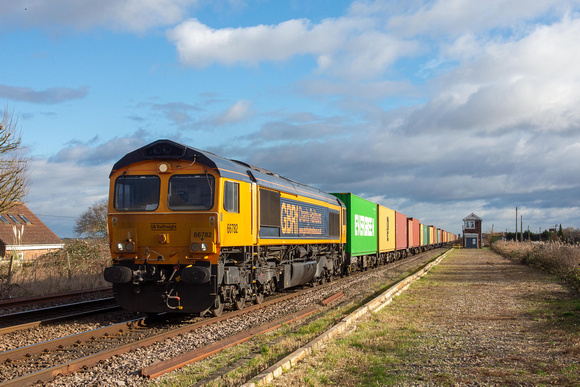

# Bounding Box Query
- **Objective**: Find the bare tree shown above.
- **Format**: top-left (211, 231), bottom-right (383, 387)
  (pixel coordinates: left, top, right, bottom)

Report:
top-left (0, 108), bottom-right (30, 212)
top-left (74, 199), bottom-right (108, 239)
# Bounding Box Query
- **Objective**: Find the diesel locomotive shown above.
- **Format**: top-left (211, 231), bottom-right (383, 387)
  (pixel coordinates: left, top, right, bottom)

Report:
top-left (104, 139), bottom-right (346, 316)
top-left (104, 139), bottom-right (456, 317)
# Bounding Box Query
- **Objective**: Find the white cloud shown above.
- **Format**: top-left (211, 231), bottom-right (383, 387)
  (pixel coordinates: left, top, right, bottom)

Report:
top-left (167, 16), bottom-right (418, 79)
top-left (383, 0), bottom-right (571, 37)
top-left (29, 158), bottom-right (111, 237)
top-left (0, 85), bottom-right (89, 104)
top-left (0, 0), bottom-right (197, 32)
top-left (402, 15), bottom-right (580, 134)
top-left (213, 100), bottom-right (253, 125)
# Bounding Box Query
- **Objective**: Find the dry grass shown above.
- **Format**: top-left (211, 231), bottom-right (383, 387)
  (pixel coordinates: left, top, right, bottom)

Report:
top-left (0, 239), bottom-right (110, 299)
top-left (492, 241), bottom-right (580, 292)
top-left (270, 249), bottom-right (580, 386)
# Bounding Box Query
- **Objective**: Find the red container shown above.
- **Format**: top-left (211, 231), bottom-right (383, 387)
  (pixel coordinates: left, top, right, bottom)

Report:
top-left (395, 211), bottom-right (408, 251)
top-left (407, 218), bottom-right (420, 248)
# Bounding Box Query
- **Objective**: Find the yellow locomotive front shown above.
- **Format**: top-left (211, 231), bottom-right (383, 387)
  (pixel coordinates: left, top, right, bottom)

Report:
top-left (105, 140), bottom-right (230, 314)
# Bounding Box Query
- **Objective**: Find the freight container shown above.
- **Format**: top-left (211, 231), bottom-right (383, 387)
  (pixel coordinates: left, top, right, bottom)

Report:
top-left (430, 226), bottom-right (436, 246)
top-left (420, 223), bottom-right (425, 248)
top-left (427, 225), bottom-right (434, 246)
top-left (395, 211), bottom-right (408, 253)
top-left (331, 193), bottom-right (378, 260)
top-left (377, 204), bottom-right (396, 260)
top-left (407, 217), bottom-right (420, 253)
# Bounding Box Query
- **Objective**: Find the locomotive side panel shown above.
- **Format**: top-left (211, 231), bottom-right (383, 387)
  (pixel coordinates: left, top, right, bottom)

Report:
top-left (219, 178), bottom-right (257, 247)
top-left (257, 188), bottom-right (342, 243)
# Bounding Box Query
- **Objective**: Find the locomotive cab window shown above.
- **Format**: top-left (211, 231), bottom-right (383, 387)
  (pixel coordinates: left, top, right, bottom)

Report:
top-left (168, 174), bottom-right (215, 211)
top-left (114, 175), bottom-right (160, 211)
top-left (224, 181), bottom-right (239, 213)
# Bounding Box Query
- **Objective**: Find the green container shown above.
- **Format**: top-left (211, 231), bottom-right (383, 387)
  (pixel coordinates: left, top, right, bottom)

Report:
top-left (331, 193), bottom-right (377, 257)
top-left (423, 224), bottom-right (430, 245)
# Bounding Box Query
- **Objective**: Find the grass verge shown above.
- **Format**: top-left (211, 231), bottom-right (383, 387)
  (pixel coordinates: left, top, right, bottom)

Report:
top-left (492, 240), bottom-right (580, 292)
top-left (154, 251), bottom-right (448, 386)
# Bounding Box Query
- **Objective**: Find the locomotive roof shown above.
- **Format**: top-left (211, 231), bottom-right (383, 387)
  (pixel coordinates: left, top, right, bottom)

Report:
top-left (111, 139), bottom-right (342, 206)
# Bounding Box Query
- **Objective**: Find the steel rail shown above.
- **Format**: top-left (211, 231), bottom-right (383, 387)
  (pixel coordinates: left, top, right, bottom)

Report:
top-left (141, 305), bottom-right (320, 378)
top-left (0, 317), bottom-right (147, 363)
top-left (141, 290), bottom-right (344, 379)
top-left (0, 297), bottom-right (117, 333)
top-left (0, 305), bottom-right (123, 336)
top-left (0, 290), bottom-right (306, 386)
top-left (0, 287), bottom-right (112, 308)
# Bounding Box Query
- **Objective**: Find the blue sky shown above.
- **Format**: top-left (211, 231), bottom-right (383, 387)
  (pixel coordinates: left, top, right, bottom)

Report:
top-left (1, 0), bottom-right (580, 238)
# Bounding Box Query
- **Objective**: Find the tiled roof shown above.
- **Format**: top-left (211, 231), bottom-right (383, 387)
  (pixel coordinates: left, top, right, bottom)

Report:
top-left (463, 213), bottom-right (482, 221)
top-left (0, 203), bottom-right (62, 246)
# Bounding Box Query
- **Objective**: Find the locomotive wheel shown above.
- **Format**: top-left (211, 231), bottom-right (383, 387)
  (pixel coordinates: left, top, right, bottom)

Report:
top-left (212, 298), bottom-right (224, 317)
top-left (234, 296), bottom-right (245, 310)
top-left (254, 292), bottom-right (264, 305)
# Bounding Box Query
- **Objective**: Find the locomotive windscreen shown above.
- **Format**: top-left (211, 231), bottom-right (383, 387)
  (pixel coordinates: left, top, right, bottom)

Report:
top-left (114, 175), bottom-right (160, 211)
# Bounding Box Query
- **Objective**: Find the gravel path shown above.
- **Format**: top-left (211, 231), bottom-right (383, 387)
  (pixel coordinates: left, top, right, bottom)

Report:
top-left (270, 248), bottom-right (580, 386)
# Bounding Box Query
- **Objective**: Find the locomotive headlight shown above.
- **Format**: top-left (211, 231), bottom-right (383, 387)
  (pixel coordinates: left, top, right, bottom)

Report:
top-left (200, 243), bottom-right (208, 252)
top-left (158, 162), bottom-right (170, 173)
top-left (124, 242), bottom-right (135, 252)
top-left (116, 241), bottom-right (135, 253)
top-left (190, 243), bottom-right (200, 252)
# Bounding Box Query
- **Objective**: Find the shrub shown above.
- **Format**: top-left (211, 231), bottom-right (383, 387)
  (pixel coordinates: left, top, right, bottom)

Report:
top-left (0, 238), bottom-right (111, 299)
top-left (492, 241), bottom-right (580, 292)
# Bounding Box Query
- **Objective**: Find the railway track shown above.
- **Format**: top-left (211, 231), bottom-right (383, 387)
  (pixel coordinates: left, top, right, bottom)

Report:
top-left (0, 297), bottom-right (120, 335)
top-left (0, 287), bottom-right (112, 310)
top-left (0, 291), bottom-right (309, 386)
top-left (0, 248), bottom-right (448, 386)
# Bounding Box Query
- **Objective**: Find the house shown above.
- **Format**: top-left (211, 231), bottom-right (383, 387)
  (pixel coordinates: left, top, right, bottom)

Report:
top-left (0, 202), bottom-right (64, 261)
top-left (462, 213), bottom-right (482, 248)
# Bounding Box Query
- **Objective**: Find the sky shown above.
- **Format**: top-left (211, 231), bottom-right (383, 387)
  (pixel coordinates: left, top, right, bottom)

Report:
top-left (1, 0), bottom-right (580, 238)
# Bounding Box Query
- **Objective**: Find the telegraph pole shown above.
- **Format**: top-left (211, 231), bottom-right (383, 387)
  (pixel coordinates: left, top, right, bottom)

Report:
top-left (515, 207), bottom-right (518, 241)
